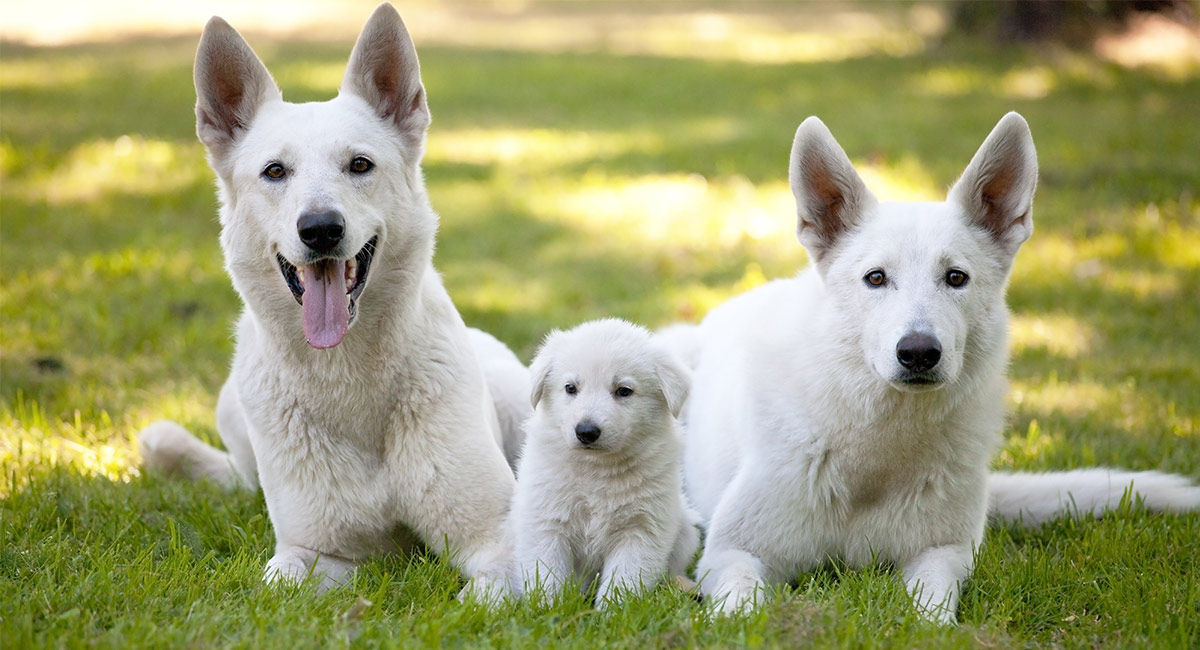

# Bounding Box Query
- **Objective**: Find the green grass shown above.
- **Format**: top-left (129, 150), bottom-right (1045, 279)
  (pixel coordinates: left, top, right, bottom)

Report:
top-left (3, 6), bottom-right (1199, 648)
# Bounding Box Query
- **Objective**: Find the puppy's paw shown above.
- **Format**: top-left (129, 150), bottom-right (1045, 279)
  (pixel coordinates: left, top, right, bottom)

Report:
top-left (457, 573), bottom-right (509, 607)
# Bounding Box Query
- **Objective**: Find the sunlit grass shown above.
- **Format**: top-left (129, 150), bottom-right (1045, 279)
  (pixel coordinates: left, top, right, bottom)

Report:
top-left (6, 136), bottom-right (209, 204)
top-left (2, 5), bottom-right (1198, 646)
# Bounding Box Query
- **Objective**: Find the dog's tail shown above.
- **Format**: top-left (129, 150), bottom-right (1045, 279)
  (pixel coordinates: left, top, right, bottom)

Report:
top-left (988, 469), bottom-right (1200, 526)
top-left (139, 421), bottom-right (247, 489)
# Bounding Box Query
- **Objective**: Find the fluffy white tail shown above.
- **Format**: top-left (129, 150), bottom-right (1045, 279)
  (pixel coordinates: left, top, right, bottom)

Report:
top-left (988, 469), bottom-right (1200, 526)
top-left (139, 420), bottom-right (246, 489)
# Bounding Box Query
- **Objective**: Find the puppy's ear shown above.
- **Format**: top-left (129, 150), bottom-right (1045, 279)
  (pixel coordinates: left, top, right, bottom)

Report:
top-left (948, 112), bottom-right (1037, 259)
top-left (193, 17), bottom-right (281, 161)
top-left (341, 3), bottom-right (430, 152)
top-left (790, 117), bottom-right (878, 270)
top-left (528, 331), bottom-right (560, 409)
top-left (655, 350), bottom-right (692, 419)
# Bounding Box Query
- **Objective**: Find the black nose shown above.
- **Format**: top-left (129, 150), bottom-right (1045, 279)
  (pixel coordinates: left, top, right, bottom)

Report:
top-left (896, 333), bottom-right (942, 372)
top-left (575, 422), bottom-right (601, 445)
top-left (297, 210), bottom-right (345, 253)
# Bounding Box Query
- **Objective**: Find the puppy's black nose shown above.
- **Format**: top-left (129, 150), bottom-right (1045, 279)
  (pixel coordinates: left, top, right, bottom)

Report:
top-left (575, 422), bottom-right (601, 445)
top-left (896, 333), bottom-right (942, 372)
top-left (298, 210), bottom-right (345, 253)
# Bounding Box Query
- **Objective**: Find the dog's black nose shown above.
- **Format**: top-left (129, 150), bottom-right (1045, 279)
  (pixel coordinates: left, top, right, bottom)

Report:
top-left (297, 210), bottom-right (345, 253)
top-left (575, 422), bottom-right (601, 445)
top-left (896, 333), bottom-right (941, 372)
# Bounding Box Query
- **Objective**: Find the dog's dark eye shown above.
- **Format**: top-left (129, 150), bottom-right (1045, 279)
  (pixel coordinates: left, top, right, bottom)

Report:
top-left (615, 386), bottom-right (633, 398)
top-left (564, 383), bottom-right (577, 395)
top-left (262, 163), bottom-right (286, 180)
top-left (349, 156), bottom-right (374, 174)
top-left (946, 269), bottom-right (969, 288)
top-left (864, 270), bottom-right (887, 287)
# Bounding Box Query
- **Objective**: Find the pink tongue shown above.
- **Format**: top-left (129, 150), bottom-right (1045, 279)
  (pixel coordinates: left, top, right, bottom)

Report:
top-left (300, 261), bottom-right (349, 349)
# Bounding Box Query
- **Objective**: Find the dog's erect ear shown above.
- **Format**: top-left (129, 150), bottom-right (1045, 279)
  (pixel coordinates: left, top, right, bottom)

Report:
top-left (655, 349), bottom-right (692, 419)
top-left (194, 17), bottom-right (281, 159)
top-left (341, 3), bottom-right (431, 150)
top-left (948, 112), bottom-right (1038, 257)
top-left (790, 117), bottom-right (878, 268)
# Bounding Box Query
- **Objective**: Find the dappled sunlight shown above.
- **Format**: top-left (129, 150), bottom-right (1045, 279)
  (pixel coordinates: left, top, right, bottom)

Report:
top-left (3, 1), bottom-right (946, 64)
top-left (1095, 14), bottom-right (1200, 77)
top-left (663, 263), bottom-right (771, 324)
top-left (1000, 66), bottom-right (1057, 100)
top-left (530, 172), bottom-right (794, 252)
top-left (995, 419), bottom-right (1068, 467)
top-left (8, 136), bottom-right (210, 205)
top-left (1014, 225), bottom-right (1196, 301)
top-left (1008, 376), bottom-right (1194, 441)
top-left (1010, 313), bottom-right (1095, 360)
top-left (500, 156), bottom-right (940, 255)
top-left (0, 58), bottom-right (102, 90)
top-left (427, 128), bottom-right (662, 170)
top-left (1, 386), bottom-right (217, 496)
top-left (3, 243), bottom-right (221, 309)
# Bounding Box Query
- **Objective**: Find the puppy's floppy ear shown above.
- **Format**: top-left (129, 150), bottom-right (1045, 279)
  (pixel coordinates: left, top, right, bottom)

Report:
top-left (341, 3), bottom-right (431, 153)
top-left (528, 331), bottom-right (560, 409)
top-left (193, 16), bottom-right (281, 160)
top-left (790, 117), bottom-right (878, 270)
top-left (948, 112), bottom-right (1037, 259)
top-left (655, 350), bottom-right (692, 419)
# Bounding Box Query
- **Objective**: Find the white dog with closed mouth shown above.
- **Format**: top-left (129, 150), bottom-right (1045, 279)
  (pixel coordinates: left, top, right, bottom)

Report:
top-left (137, 4), bottom-right (526, 598)
top-left (683, 113), bottom-right (1200, 622)
top-left (511, 319), bottom-right (700, 606)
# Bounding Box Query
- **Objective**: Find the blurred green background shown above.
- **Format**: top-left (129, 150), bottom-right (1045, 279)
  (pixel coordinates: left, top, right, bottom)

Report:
top-left (1, 2), bottom-right (1199, 644)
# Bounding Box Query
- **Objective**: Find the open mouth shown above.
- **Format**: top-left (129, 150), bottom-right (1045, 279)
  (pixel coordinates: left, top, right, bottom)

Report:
top-left (276, 235), bottom-right (377, 349)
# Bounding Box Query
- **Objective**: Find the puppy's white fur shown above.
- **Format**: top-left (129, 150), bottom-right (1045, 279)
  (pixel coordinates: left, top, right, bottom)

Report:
top-left (138, 4), bottom-right (526, 599)
top-left (684, 113), bottom-right (1200, 622)
top-left (512, 319), bottom-right (699, 606)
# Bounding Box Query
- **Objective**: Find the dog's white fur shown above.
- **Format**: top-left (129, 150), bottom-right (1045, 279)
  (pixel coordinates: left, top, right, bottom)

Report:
top-left (138, 4), bottom-right (528, 598)
top-left (511, 319), bottom-right (699, 606)
top-left (682, 113), bottom-right (1200, 622)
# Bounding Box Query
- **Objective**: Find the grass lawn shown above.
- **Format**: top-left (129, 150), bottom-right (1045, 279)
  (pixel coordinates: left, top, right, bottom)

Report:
top-left (2, 3), bottom-right (1198, 647)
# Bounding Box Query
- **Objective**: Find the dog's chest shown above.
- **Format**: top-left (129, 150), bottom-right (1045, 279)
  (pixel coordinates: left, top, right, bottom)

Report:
top-left (238, 362), bottom-right (420, 556)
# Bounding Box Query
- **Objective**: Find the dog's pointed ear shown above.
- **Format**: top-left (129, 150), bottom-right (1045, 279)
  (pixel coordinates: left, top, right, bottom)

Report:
top-left (194, 16), bottom-right (281, 160)
top-left (528, 332), bottom-right (560, 409)
top-left (948, 112), bottom-right (1038, 257)
top-left (790, 117), bottom-right (878, 269)
top-left (654, 349), bottom-right (692, 419)
top-left (341, 3), bottom-right (430, 150)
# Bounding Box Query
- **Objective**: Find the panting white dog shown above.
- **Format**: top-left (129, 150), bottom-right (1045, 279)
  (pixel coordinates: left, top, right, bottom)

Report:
top-left (138, 4), bottom-right (527, 599)
top-left (511, 319), bottom-right (699, 606)
top-left (681, 113), bottom-right (1200, 622)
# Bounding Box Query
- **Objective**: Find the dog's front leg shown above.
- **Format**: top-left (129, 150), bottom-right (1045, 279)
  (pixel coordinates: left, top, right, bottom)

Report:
top-left (595, 537), bottom-right (671, 608)
top-left (900, 543), bottom-right (974, 625)
top-left (515, 528), bottom-right (572, 602)
top-left (394, 429), bottom-right (517, 605)
top-left (696, 470), bottom-right (798, 614)
top-left (264, 546), bottom-right (357, 592)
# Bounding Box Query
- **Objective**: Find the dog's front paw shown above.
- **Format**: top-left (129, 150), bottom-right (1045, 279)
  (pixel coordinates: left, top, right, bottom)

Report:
top-left (264, 554), bottom-right (310, 585)
top-left (457, 573), bottom-right (509, 607)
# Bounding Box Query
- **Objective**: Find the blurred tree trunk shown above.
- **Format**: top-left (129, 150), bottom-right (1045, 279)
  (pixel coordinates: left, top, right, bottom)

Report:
top-left (951, 0), bottom-right (1196, 45)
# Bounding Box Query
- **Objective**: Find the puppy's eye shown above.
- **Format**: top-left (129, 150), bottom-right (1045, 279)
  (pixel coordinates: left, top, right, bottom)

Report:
top-left (349, 156), bottom-right (374, 174)
top-left (564, 383), bottom-right (577, 395)
top-left (946, 269), bottom-right (969, 288)
top-left (262, 163), bottom-right (286, 180)
top-left (615, 386), bottom-right (633, 398)
top-left (864, 270), bottom-right (887, 288)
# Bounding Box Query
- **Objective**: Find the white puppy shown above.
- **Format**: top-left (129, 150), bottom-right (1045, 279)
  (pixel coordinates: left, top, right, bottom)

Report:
top-left (511, 319), bottom-right (699, 606)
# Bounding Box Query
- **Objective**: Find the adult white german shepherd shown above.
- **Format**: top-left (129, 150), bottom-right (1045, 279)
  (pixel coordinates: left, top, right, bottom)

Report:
top-left (138, 4), bottom-right (527, 599)
top-left (682, 113), bottom-right (1200, 622)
